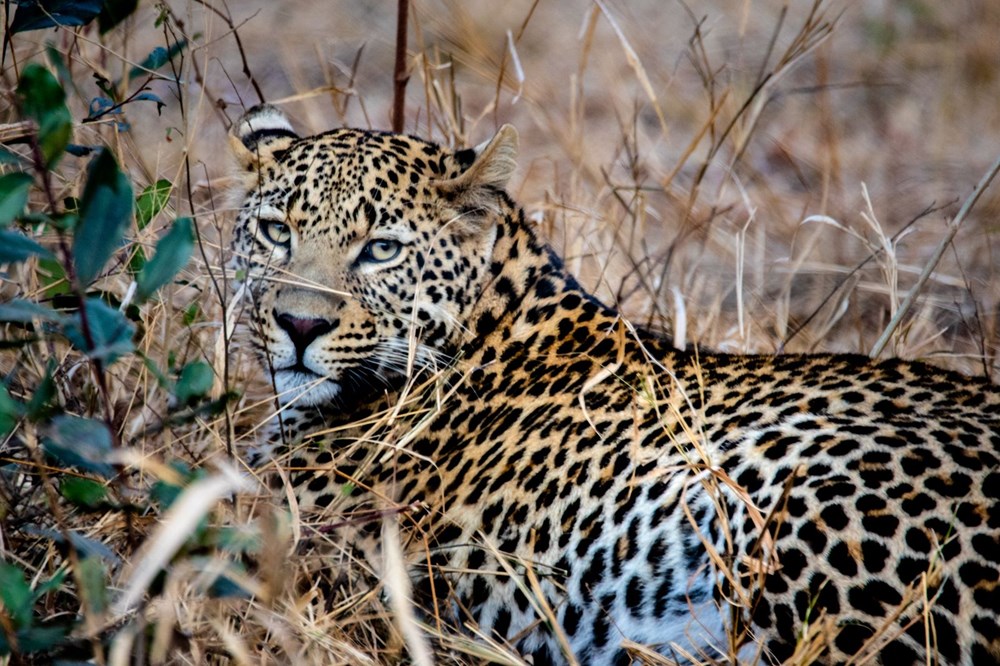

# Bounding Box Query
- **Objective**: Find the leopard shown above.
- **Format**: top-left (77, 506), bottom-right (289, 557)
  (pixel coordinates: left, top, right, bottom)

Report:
top-left (228, 104), bottom-right (1000, 665)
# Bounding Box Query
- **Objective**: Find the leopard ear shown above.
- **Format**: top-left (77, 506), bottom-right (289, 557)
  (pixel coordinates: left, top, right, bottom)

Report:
top-left (229, 104), bottom-right (299, 172)
top-left (435, 124), bottom-right (518, 219)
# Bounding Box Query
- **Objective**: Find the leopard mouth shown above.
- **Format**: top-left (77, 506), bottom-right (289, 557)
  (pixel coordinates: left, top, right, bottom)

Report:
top-left (272, 365), bottom-right (341, 406)
top-left (269, 354), bottom-right (405, 408)
top-left (278, 361), bottom-right (320, 376)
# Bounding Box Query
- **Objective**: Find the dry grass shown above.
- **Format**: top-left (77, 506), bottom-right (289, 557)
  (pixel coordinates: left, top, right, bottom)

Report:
top-left (1, 0), bottom-right (999, 663)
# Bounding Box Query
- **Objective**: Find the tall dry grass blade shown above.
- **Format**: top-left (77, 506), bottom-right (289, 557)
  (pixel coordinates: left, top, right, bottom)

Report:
top-left (870, 151), bottom-right (1000, 357)
top-left (505, 30), bottom-right (525, 104)
top-left (382, 518), bottom-right (434, 666)
top-left (523, 535), bottom-right (578, 665)
top-left (594, 0), bottom-right (668, 137)
top-left (112, 464), bottom-right (253, 616)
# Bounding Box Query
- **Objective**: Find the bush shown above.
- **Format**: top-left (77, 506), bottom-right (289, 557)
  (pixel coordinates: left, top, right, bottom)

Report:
top-left (1, 4), bottom-right (254, 662)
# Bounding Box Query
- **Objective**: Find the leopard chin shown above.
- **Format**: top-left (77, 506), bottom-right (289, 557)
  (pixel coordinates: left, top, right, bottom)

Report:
top-left (271, 368), bottom-right (342, 407)
top-left (272, 362), bottom-right (404, 410)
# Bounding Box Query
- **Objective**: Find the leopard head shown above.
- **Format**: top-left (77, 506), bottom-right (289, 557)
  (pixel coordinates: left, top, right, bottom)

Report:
top-left (228, 106), bottom-right (519, 408)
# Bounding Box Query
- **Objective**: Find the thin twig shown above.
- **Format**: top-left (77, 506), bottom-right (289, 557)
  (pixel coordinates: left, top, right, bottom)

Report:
top-left (870, 153), bottom-right (1000, 358)
top-left (391, 0), bottom-right (410, 132)
top-left (81, 74), bottom-right (157, 123)
top-left (192, 0), bottom-right (264, 104)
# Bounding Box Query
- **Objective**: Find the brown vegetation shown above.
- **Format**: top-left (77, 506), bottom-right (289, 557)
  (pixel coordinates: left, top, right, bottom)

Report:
top-left (1, 0), bottom-right (998, 663)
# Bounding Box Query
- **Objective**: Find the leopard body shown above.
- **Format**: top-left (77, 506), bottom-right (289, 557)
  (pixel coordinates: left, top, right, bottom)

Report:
top-left (229, 105), bottom-right (1000, 665)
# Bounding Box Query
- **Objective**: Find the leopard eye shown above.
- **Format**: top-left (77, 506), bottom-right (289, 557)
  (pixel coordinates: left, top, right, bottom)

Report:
top-left (259, 219), bottom-right (292, 247)
top-left (360, 239), bottom-right (402, 263)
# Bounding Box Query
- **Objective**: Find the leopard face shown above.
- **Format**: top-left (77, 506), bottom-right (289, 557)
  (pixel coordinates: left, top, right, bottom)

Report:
top-left (229, 106), bottom-right (517, 407)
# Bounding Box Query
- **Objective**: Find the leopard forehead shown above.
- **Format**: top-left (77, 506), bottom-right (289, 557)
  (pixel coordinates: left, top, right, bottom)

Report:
top-left (237, 128), bottom-right (470, 240)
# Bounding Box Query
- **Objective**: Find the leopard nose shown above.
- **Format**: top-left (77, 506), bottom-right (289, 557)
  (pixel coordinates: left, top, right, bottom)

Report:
top-left (274, 312), bottom-right (335, 358)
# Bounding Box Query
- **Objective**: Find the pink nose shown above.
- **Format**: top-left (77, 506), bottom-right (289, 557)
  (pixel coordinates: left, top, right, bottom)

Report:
top-left (274, 312), bottom-right (334, 357)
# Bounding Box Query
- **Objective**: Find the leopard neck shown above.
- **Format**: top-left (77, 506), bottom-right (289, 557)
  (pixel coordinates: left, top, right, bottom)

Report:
top-left (463, 199), bottom-right (618, 350)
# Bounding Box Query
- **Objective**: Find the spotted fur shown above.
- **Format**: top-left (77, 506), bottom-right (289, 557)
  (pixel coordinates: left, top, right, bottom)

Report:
top-left (229, 105), bottom-right (1000, 665)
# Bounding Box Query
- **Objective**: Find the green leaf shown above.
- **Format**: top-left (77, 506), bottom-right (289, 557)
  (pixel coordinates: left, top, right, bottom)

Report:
top-left (73, 149), bottom-right (133, 285)
top-left (0, 146), bottom-right (25, 165)
top-left (85, 96), bottom-right (117, 121)
top-left (71, 531), bottom-right (118, 562)
top-left (45, 43), bottom-right (74, 93)
top-left (214, 526), bottom-right (261, 554)
top-left (150, 462), bottom-right (199, 509)
top-left (92, 74), bottom-right (116, 102)
top-left (0, 172), bottom-right (33, 227)
top-left (133, 91), bottom-right (165, 115)
top-left (97, 0), bottom-right (138, 33)
top-left (15, 623), bottom-right (71, 653)
top-left (0, 561), bottom-right (33, 627)
top-left (0, 385), bottom-right (26, 436)
top-left (24, 526), bottom-right (119, 563)
top-left (139, 354), bottom-right (171, 390)
top-left (60, 477), bottom-right (107, 508)
top-left (0, 230), bottom-right (53, 263)
top-left (165, 392), bottom-right (237, 426)
top-left (49, 210), bottom-right (78, 233)
top-left (151, 480), bottom-right (183, 509)
top-left (10, 0), bottom-right (103, 33)
top-left (63, 297), bottom-right (135, 363)
top-left (31, 569), bottom-right (68, 605)
top-left (16, 64), bottom-right (72, 167)
top-left (136, 217), bottom-right (193, 301)
top-left (0, 299), bottom-right (64, 324)
top-left (25, 363), bottom-right (57, 420)
top-left (126, 245), bottom-right (147, 276)
top-left (135, 179), bottom-right (172, 230)
top-left (208, 571), bottom-right (250, 599)
top-left (182, 302), bottom-right (200, 326)
top-left (77, 556), bottom-right (107, 614)
top-left (175, 360), bottom-right (213, 405)
top-left (129, 40), bottom-right (188, 79)
top-left (42, 415), bottom-right (115, 478)
top-left (37, 256), bottom-right (70, 298)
